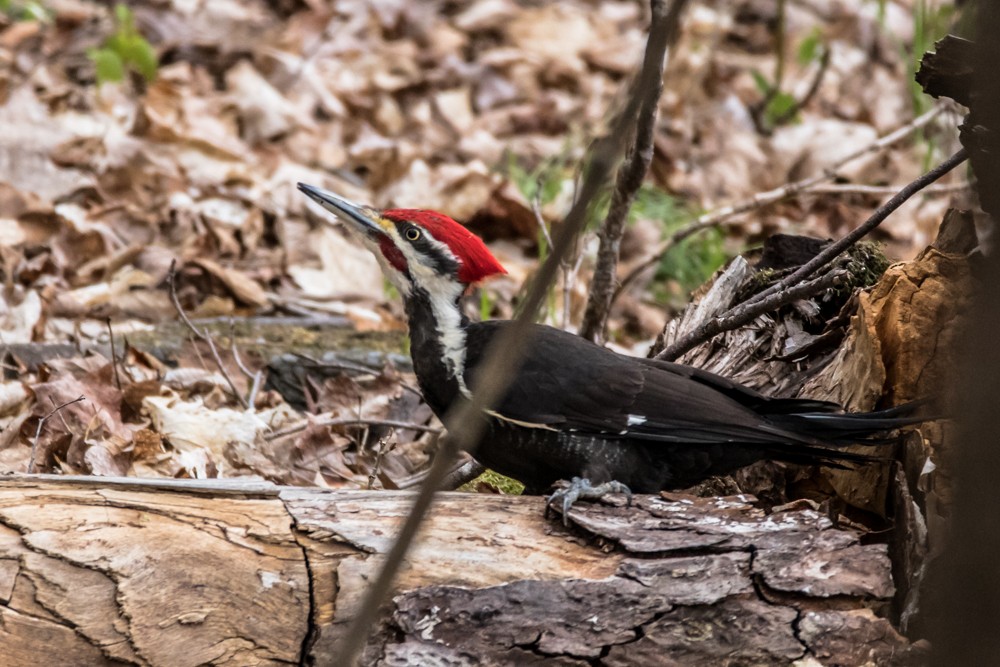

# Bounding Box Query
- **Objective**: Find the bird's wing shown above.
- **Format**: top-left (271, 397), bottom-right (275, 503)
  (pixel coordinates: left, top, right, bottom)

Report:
top-left (637, 357), bottom-right (842, 415)
top-left (463, 321), bottom-right (819, 446)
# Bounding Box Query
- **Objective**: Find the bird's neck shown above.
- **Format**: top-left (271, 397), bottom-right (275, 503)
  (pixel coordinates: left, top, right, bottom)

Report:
top-left (404, 284), bottom-right (471, 415)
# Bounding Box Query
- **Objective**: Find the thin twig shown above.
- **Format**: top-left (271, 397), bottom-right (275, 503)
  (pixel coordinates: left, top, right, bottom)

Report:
top-left (265, 417), bottom-right (441, 441)
top-left (771, 46), bottom-right (831, 127)
top-left (663, 270), bottom-right (844, 360)
top-left (531, 183), bottom-right (558, 326)
top-left (580, 0), bottom-right (688, 342)
top-left (749, 0), bottom-right (787, 134)
top-left (566, 250), bottom-right (587, 331)
top-left (334, 1), bottom-right (680, 661)
top-left (655, 147), bottom-right (969, 361)
top-left (28, 396), bottom-right (86, 473)
top-left (614, 104), bottom-right (946, 299)
top-left (167, 261), bottom-right (249, 409)
top-left (531, 188), bottom-right (582, 330)
top-left (806, 181), bottom-right (971, 196)
top-left (393, 457), bottom-right (484, 491)
top-left (106, 318), bottom-right (121, 390)
top-left (229, 319), bottom-right (264, 408)
top-left (368, 437), bottom-right (392, 490)
top-left (741, 147), bottom-right (968, 308)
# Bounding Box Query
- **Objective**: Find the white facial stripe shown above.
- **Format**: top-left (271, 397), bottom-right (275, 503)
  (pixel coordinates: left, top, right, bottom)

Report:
top-left (386, 224), bottom-right (471, 396)
top-left (422, 269), bottom-right (470, 397)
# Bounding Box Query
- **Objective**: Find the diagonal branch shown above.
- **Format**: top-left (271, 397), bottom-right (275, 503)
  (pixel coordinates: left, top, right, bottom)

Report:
top-left (579, 0), bottom-right (690, 343)
top-left (738, 147), bottom-right (968, 309)
top-left (614, 104), bottom-right (946, 301)
top-left (333, 2), bottom-right (686, 663)
top-left (655, 147), bottom-right (969, 361)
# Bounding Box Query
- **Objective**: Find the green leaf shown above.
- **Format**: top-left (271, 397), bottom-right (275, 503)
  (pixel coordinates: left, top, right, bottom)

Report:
top-left (766, 91), bottom-right (799, 125)
top-left (122, 35), bottom-right (158, 81)
top-left (115, 3), bottom-right (133, 30)
top-left (479, 290), bottom-right (492, 322)
top-left (750, 69), bottom-right (772, 96)
top-left (89, 48), bottom-right (125, 84)
top-left (797, 28), bottom-right (822, 65)
top-left (21, 1), bottom-right (50, 22)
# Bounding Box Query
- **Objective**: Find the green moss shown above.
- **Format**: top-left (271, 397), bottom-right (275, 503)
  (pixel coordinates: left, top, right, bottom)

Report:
top-left (457, 469), bottom-right (525, 495)
top-left (844, 240), bottom-right (891, 290)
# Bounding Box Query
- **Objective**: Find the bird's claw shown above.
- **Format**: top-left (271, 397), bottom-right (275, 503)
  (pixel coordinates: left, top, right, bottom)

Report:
top-left (545, 477), bottom-right (633, 527)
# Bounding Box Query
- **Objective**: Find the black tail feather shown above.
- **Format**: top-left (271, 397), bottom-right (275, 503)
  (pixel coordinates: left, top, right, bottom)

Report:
top-left (769, 399), bottom-right (934, 437)
top-left (764, 398), bottom-right (938, 465)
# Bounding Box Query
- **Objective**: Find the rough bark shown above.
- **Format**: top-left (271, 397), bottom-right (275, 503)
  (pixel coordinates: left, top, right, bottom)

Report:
top-left (0, 476), bottom-right (925, 666)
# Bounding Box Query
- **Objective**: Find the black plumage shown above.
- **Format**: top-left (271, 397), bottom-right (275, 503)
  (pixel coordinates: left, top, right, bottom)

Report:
top-left (418, 317), bottom-right (919, 494)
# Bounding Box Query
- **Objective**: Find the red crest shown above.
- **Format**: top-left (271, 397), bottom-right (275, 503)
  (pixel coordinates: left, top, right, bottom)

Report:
top-left (384, 209), bottom-right (507, 284)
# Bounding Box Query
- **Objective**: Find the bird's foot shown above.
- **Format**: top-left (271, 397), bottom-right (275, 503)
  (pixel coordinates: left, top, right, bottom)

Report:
top-left (545, 477), bottom-right (633, 527)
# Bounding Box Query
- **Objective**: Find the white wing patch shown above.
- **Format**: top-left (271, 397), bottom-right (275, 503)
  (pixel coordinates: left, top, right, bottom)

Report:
top-left (627, 414), bottom-right (647, 427)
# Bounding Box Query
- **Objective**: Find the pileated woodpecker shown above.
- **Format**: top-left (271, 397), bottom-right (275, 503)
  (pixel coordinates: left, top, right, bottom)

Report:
top-left (298, 183), bottom-right (924, 509)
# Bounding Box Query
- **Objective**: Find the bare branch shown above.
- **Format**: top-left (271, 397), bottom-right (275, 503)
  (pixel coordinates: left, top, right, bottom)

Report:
top-left (367, 437), bottom-right (391, 490)
top-left (28, 396), bottom-right (86, 473)
top-left (167, 261), bottom-right (249, 409)
top-left (807, 181), bottom-right (971, 196)
top-left (656, 270), bottom-right (845, 363)
top-left (334, 0), bottom-right (682, 660)
top-left (105, 318), bottom-right (122, 390)
top-left (741, 147), bottom-right (968, 309)
top-left (771, 46), bottom-right (831, 127)
top-left (229, 319), bottom-right (264, 408)
top-left (655, 147), bottom-right (969, 361)
top-left (265, 417), bottom-right (442, 441)
top-left (614, 104), bottom-right (947, 299)
top-left (393, 457), bottom-right (485, 491)
top-left (580, 0), bottom-right (689, 342)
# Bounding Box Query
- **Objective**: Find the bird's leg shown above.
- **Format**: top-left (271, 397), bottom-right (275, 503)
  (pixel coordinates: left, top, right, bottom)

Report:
top-left (545, 477), bottom-right (633, 527)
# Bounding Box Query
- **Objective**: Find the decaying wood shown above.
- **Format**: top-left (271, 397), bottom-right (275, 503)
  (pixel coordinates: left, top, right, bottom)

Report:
top-left (651, 210), bottom-right (974, 648)
top-left (0, 475), bottom-right (924, 666)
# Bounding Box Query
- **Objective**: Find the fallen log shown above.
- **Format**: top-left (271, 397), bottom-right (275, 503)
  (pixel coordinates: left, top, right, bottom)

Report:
top-left (0, 475), bottom-right (924, 666)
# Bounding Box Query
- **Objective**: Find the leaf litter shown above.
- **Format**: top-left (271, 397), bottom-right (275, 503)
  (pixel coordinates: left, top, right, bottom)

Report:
top-left (0, 0), bottom-right (964, 491)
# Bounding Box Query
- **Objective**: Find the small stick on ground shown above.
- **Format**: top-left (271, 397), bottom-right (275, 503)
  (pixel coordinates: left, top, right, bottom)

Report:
top-left (655, 147), bottom-right (968, 361)
top-left (28, 395), bottom-right (86, 473)
top-left (106, 318), bottom-right (121, 390)
top-left (265, 417), bottom-right (442, 442)
top-left (368, 437), bottom-right (393, 490)
top-left (229, 319), bottom-right (264, 408)
top-left (167, 261), bottom-right (249, 409)
top-left (807, 181), bottom-right (971, 196)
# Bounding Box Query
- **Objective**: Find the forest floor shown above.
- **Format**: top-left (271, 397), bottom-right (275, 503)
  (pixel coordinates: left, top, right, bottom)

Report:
top-left (0, 0), bottom-right (968, 490)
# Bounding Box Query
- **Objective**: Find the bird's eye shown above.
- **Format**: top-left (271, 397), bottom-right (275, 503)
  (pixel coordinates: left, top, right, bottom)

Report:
top-left (405, 227), bottom-right (421, 241)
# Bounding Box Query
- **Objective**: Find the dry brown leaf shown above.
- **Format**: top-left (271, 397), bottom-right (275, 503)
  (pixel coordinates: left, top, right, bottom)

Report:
top-left (0, 289), bottom-right (42, 344)
top-left (287, 226), bottom-right (385, 301)
top-left (190, 258), bottom-right (269, 308)
top-left (226, 60), bottom-right (302, 144)
top-left (0, 382), bottom-right (29, 417)
top-left (143, 393), bottom-right (296, 477)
